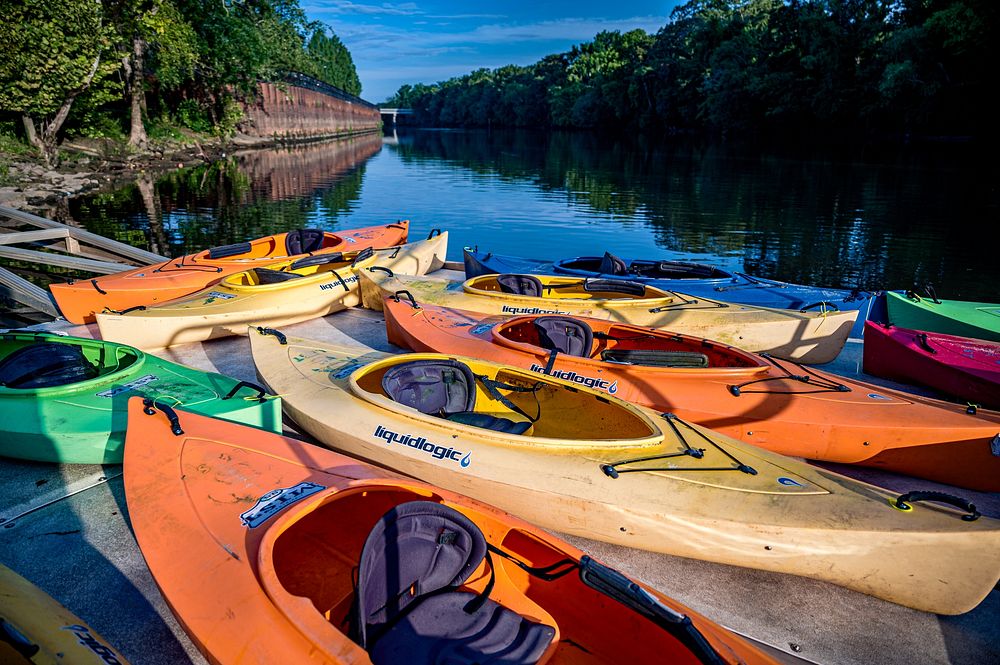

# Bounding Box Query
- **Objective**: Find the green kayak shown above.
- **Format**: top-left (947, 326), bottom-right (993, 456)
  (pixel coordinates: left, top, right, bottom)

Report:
top-left (886, 290), bottom-right (1000, 342)
top-left (0, 331), bottom-right (282, 464)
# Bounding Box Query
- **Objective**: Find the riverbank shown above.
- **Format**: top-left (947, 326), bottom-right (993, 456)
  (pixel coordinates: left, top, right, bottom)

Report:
top-left (0, 128), bottom-right (381, 211)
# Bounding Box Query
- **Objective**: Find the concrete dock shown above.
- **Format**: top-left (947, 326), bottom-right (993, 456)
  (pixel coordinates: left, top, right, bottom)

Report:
top-left (1, 285), bottom-right (998, 665)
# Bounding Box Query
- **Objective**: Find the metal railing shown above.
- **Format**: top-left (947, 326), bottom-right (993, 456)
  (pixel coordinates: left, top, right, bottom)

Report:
top-left (276, 72), bottom-right (378, 110)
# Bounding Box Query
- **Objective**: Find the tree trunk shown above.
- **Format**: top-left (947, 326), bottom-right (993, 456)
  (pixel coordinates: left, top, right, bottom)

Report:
top-left (24, 52), bottom-right (103, 168)
top-left (21, 115), bottom-right (49, 166)
top-left (128, 36), bottom-right (148, 149)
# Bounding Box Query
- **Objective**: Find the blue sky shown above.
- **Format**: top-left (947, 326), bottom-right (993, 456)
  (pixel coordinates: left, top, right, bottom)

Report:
top-left (302, 1), bottom-right (679, 102)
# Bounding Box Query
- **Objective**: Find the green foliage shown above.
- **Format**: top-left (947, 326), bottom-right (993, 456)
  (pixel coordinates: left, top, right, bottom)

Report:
top-left (0, 130), bottom-right (33, 157)
top-left (307, 28), bottom-right (362, 95)
top-left (175, 99), bottom-right (212, 133)
top-left (388, 0), bottom-right (998, 139)
top-left (71, 110), bottom-right (127, 140)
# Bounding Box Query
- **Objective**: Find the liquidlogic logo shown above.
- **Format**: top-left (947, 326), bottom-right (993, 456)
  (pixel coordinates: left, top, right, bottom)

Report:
top-left (374, 425), bottom-right (472, 467)
top-left (528, 364), bottom-right (618, 394)
top-left (500, 305), bottom-right (566, 315)
top-left (319, 275), bottom-right (360, 291)
top-left (96, 374), bottom-right (159, 398)
top-left (62, 625), bottom-right (125, 664)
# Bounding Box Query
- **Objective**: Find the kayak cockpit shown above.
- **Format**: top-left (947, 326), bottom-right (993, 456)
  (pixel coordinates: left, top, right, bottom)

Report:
top-left (350, 354), bottom-right (661, 446)
top-left (557, 254), bottom-right (731, 281)
top-left (194, 228), bottom-right (343, 263)
top-left (463, 273), bottom-right (673, 302)
top-left (258, 482), bottom-right (721, 665)
top-left (492, 316), bottom-right (764, 370)
top-left (0, 333), bottom-right (142, 392)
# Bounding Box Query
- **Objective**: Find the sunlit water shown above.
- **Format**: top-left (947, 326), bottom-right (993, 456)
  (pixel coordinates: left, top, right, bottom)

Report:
top-left (69, 129), bottom-right (999, 301)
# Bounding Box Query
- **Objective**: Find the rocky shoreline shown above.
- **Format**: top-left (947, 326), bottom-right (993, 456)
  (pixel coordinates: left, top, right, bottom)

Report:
top-left (0, 130), bottom-right (379, 212)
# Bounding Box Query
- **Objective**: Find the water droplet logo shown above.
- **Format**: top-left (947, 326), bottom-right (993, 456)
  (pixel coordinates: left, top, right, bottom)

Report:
top-left (777, 477), bottom-right (804, 487)
top-left (608, 381), bottom-right (618, 395)
top-left (867, 393), bottom-right (891, 400)
top-left (460, 452), bottom-right (472, 467)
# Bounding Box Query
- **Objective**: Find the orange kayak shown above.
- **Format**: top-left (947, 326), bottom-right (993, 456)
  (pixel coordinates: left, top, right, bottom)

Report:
top-left (383, 295), bottom-right (1000, 491)
top-left (50, 222), bottom-right (409, 323)
top-left (124, 397), bottom-right (785, 665)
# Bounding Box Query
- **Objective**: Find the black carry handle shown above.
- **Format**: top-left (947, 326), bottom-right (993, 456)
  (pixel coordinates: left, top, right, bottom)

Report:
top-left (924, 284), bottom-right (942, 304)
top-left (367, 265), bottom-right (395, 277)
top-left (256, 326), bottom-right (287, 345)
top-left (0, 619), bottom-right (40, 658)
top-left (102, 305), bottom-right (147, 315)
top-left (914, 333), bottom-right (937, 354)
top-left (222, 380), bottom-right (270, 402)
top-left (426, 228), bottom-right (442, 239)
top-left (142, 398), bottom-right (184, 436)
top-left (894, 491), bottom-right (980, 521)
top-left (392, 290), bottom-right (420, 309)
top-left (799, 301), bottom-right (840, 312)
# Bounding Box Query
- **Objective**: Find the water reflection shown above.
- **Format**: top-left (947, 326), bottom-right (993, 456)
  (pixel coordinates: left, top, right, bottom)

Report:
top-left (68, 129), bottom-right (998, 302)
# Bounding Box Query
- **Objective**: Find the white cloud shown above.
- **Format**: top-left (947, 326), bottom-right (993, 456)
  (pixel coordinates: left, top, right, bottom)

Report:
top-left (303, 1), bottom-right (422, 16)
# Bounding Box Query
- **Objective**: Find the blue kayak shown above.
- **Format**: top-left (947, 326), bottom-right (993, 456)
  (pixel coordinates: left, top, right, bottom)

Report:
top-left (463, 248), bottom-right (876, 338)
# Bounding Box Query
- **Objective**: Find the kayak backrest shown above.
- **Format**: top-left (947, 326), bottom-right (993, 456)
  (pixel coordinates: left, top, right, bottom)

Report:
top-left (207, 241), bottom-right (252, 259)
top-left (496, 274), bottom-right (544, 297)
top-left (252, 267), bottom-right (305, 284)
top-left (533, 316), bottom-right (594, 357)
top-left (0, 342), bottom-right (99, 389)
top-left (381, 359), bottom-right (476, 416)
top-left (582, 279), bottom-right (646, 296)
top-left (285, 228), bottom-right (326, 255)
top-left (352, 500), bottom-right (555, 664)
top-left (598, 252), bottom-right (629, 276)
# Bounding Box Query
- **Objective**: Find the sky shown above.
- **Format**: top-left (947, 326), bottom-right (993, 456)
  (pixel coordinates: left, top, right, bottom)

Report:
top-left (302, 1), bottom-right (679, 103)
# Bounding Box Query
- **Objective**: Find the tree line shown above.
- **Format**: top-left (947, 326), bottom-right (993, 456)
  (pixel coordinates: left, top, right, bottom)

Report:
top-left (0, 0), bottom-right (361, 166)
top-left (385, 0), bottom-right (996, 140)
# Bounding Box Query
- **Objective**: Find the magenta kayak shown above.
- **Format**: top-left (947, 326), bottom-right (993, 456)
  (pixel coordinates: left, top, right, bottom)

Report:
top-left (863, 321), bottom-right (1000, 410)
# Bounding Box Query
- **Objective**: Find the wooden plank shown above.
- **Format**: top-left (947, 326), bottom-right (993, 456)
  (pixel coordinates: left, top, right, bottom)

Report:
top-left (0, 266), bottom-right (59, 316)
top-left (0, 205), bottom-right (166, 263)
top-left (0, 229), bottom-right (70, 245)
top-left (0, 245), bottom-right (131, 273)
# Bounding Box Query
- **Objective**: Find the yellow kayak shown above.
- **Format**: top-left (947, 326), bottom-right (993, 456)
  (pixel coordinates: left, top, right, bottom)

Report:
top-left (96, 233), bottom-right (447, 350)
top-left (0, 563), bottom-right (129, 664)
top-left (249, 326), bottom-right (1000, 615)
top-left (359, 269), bottom-right (856, 363)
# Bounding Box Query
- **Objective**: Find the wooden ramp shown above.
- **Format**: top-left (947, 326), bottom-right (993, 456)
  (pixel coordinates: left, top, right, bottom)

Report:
top-left (0, 205), bottom-right (166, 319)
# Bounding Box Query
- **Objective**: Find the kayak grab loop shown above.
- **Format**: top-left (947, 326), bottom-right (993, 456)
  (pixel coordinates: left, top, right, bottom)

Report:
top-left (152, 252), bottom-right (223, 274)
top-left (391, 290), bottom-right (420, 309)
top-left (905, 284), bottom-right (942, 304)
top-left (222, 380), bottom-right (270, 403)
top-left (601, 413), bottom-right (756, 479)
top-left (713, 272), bottom-right (782, 292)
top-left (891, 491), bottom-right (980, 522)
top-left (915, 333), bottom-right (937, 354)
top-left (799, 301), bottom-right (839, 313)
top-left (90, 279), bottom-right (107, 295)
top-left (255, 326), bottom-right (287, 345)
top-left (579, 556), bottom-right (726, 665)
top-left (142, 398), bottom-right (184, 436)
top-left (367, 265), bottom-right (395, 277)
top-left (427, 228), bottom-right (442, 239)
top-left (727, 353), bottom-right (851, 396)
top-left (101, 305), bottom-right (147, 315)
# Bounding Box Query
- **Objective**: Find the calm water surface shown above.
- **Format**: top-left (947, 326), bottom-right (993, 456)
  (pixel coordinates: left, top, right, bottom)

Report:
top-left (69, 129), bottom-right (999, 301)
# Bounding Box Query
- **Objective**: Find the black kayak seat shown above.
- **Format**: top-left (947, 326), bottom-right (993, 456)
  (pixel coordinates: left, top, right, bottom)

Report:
top-left (382, 360), bottom-right (529, 435)
top-left (285, 228), bottom-right (327, 255)
top-left (496, 274), bottom-right (544, 297)
top-left (532, 316), bottom-right (593, 357)
top-left (601, 348), bottom-right (710, 368)
top-left (354, 501), bottom-right (555, 665)
top-left (207, 241), bottom-right (252, 259)
top-left (582, 279), bottom-right (646, 296)
top-left (289, 252), bottom-right (344, 270)
top-left (598, 252), bottom-right (629, 276)
top-left (0, 342), bottom-right (99, 389)
top-left (252, 268), bottom-right (305, 284)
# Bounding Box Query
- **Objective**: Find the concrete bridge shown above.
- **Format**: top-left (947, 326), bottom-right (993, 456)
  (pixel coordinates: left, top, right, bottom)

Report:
top-left (379, 108), bottom-right (414, 126)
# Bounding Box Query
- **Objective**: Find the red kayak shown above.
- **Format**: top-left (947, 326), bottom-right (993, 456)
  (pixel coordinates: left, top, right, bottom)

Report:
top-left (863, 321), bottom-right (1000, 410)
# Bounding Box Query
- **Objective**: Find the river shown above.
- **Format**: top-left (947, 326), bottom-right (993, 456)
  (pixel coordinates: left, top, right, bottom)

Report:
top-left (68, 129), bottom-right (999, 301)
